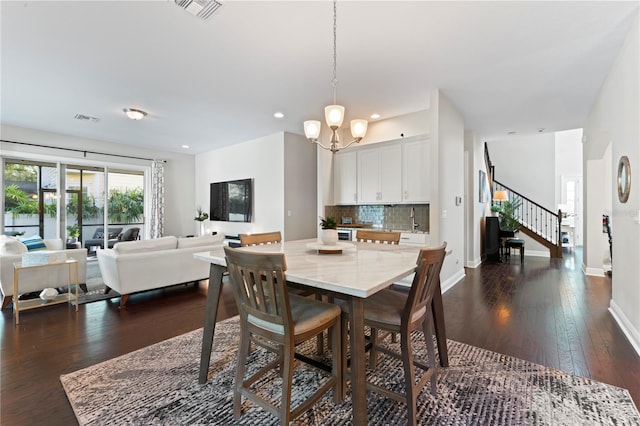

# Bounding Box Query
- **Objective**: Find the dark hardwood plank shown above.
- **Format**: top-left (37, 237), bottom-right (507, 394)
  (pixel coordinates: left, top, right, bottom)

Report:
top-left (1, 250), bottom-right (639, 425)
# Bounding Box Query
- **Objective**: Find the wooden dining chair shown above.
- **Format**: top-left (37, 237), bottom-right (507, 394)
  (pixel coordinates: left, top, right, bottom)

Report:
top-left (239, 231), bottom-right (282, 246)
top-left (355, 229), bottom-right (401, 245)
top-left (340, 242), bottom-right (447, 426)
top-left (224, 246), bottom-right (342, 424)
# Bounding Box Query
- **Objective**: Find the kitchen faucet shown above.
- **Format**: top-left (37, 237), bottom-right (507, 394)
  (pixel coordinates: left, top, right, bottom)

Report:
top-left (410, 207), bottom-right (419, 231)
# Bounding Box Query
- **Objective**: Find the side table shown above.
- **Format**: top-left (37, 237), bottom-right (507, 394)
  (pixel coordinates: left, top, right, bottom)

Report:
top-left (13, 258), bottom-right (79, 325)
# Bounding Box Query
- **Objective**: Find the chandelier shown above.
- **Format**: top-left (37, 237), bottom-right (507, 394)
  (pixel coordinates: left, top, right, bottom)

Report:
top-left (303, 0), bottom-right (368, 153)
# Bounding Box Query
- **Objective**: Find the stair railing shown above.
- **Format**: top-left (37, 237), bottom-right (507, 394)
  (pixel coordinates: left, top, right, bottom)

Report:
top-left (493, 179), bottom-right (562, 250)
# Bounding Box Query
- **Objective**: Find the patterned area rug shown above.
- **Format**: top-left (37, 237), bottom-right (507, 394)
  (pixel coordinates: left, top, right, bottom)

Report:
top-left (60, 316), bottom-right (640, 425)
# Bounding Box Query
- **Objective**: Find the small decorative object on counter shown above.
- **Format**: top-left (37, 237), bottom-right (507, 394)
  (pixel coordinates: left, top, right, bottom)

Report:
top-left (319, 216), bottom-right (339, 245)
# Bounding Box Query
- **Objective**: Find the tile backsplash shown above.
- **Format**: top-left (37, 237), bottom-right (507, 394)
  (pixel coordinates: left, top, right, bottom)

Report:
top-left (325, 204), bottom-right (429, 232)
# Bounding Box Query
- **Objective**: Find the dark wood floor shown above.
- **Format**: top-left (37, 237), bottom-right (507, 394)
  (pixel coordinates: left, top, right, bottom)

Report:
top-left (1, 249), bottom-right (638, 425)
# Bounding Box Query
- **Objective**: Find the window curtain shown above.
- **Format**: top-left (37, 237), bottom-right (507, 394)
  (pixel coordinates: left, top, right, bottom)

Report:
top-left (150, 159), bottom-right (165, 238)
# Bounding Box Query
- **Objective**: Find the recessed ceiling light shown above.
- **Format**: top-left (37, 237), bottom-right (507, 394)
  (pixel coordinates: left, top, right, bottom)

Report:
top-left (181, 145), bottom-right (190, 149)
top-left (274, 112), bottom-right (284, 119)
top-left (508, 131), bottom-right (517, 135)
top-left (370, 113), bottom-right (380, 119)
top-left (123, 108), bottom-right (147, 121)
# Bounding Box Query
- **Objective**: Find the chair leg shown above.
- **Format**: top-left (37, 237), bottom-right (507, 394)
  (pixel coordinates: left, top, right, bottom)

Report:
top-left (315, 294), bottom-right (325, 355)
top-left (340, 312), bottom-right (349, 399)
top-left (280, 342), bottom-right (295, 425)
top-left (331, 320), bottom-right (343, 404)
top-left (368, 327), bottom-right (379, 369)
top-left (400, 330), bottom-right (418, 426)
top-left (234, 324), bottom-right (250, 419)
top-left (422, 318), bottom-right (437, 396)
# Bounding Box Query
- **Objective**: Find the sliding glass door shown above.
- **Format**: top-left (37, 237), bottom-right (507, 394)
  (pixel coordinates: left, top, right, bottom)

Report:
top-left (4, 161), bottom-right (58, 239)
top-left (4, 160), bottom-right (145, 249)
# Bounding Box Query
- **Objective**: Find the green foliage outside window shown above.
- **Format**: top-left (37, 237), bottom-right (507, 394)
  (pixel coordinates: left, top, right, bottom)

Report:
top-left (67, 192), bottom-right (102, 220)
top-left (4, 184), bottom-right (39, 217)
top-left (108, 188), bottom-right (144, 224)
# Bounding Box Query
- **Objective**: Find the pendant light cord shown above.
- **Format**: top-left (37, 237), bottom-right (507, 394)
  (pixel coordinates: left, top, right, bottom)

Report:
top-left (332, 0), bottom-right (338, 105)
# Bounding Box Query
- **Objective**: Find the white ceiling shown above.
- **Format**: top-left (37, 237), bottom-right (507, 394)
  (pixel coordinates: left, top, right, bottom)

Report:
top-left (1, 1), bottom-right (638, 154)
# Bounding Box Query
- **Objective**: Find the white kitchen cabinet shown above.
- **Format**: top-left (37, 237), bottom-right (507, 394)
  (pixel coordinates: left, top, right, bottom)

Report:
top-left (399, 232), bottom-right (430, 246)
top-left (402, 139), bottom-right (430, 203)
top-left (357, 144), bottom-right (402, 204)
top-left (333, 151), bottom-right (357, 205)
top-left (396, 232), bottom-right (431, 287)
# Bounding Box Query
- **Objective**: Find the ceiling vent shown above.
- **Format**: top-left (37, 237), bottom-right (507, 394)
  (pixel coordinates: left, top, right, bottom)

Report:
top-left (175, 0), bottom-right (222, 20)
top-left (74, 114), bottom-right (100, 123)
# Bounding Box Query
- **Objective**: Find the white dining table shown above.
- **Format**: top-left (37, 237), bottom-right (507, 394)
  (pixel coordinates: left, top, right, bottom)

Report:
top-left (194, 238), bottom-right (449, 426)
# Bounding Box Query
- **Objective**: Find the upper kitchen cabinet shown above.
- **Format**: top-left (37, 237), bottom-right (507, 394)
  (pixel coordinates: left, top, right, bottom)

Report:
top-left (402, 139), bottom-right (430, 202)
top-left (333, 151), bottom-right (357, 205)
top-left (358, 144), bottom-right (402, 204)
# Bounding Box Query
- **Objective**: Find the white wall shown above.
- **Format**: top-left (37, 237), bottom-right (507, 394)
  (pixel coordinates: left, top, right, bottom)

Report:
top-left (487, 134), bottom-right (556, 210)
top-left (434, 91), bottom-right (466, 288)
top-left (583, 15), bottom-right (639, 353)
top-left (464, 130), bottom-right (486, 268)
top-left (0, 124), bottom-right (195, 238)
top-left (486, 133), bottom-right (556, 255)
top-left (195, 131), bottom-right (317, 241)
top-left (195, 132), bottom-right (284, 237)
top-left (283, 132), bottom-right (317, 240)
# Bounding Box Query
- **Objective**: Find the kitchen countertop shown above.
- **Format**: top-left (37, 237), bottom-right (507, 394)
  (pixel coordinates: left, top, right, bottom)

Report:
top-left (337, 225), bottom-right (429, 234)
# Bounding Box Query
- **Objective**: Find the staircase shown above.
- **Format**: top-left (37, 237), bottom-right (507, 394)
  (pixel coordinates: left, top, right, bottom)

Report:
top-left (485, 144), bottom-right (563, 258)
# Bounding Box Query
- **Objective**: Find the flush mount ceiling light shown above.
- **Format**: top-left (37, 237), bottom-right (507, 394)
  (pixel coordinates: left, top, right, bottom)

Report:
top-left (175, 0), bottom-right (222, 20)
top-left (123, 108), bottom-right (147, 121)
top-left (303, 0), bottom-right (368, 153)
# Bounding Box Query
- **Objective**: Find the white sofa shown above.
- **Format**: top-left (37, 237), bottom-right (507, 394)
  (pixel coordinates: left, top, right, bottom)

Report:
top-left (97, 234), bottom-right (225, 307)
top-left (0, 236), bottom-right (88, 309)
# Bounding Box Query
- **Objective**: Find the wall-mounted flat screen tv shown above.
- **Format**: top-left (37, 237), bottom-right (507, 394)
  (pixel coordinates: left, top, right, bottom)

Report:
top-left (210, 178), bottom-right (253, 222)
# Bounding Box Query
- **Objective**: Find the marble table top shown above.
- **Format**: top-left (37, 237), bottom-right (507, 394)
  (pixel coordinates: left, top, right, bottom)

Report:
top-left (194, 238), bottom-right (423, 298)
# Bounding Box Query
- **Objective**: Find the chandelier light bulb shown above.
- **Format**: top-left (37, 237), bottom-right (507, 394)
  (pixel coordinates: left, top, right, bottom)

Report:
top-left (304, 120), bottom-right (321, 140)
top-left (350, 119), bottom-right (368, 140)
top-left (324, 105), bottom-right (345, 128)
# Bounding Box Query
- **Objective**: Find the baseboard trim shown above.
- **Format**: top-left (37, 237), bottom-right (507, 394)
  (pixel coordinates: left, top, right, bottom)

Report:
top-left (583, 264), bottom-right (605, 277)
top-left (466, 258), bottom-right (482, 268)
top-left (526, 250), bottom-right (551, 258)
top-left (609, 300), bottom-right (640, 357)
top-left (441, 269), bottom-right (465, 294)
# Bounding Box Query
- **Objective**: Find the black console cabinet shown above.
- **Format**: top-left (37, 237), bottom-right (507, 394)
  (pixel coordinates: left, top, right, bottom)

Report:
top-left (485, 216), bottom-right (501, 262)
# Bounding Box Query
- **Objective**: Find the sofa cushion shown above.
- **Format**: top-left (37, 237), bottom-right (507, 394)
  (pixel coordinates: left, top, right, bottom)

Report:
top-left (20, 235), bottom-right (48, 251)
top-left (113, 236), bottom-right (178, 255)
top-left (0, 236), bottom-right (28, 255)
top-left (44, 239), bottom-right (64, 250)
top-left (177, 234), bottom-right (225, 249)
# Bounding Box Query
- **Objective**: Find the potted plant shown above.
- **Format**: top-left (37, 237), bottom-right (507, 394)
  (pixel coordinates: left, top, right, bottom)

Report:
top-left (493, 197), bottom-right (522, 233)
top-left (319, 216), bottom-right (338, 245)
top-left (67, 224), bottom-right (80, 243)
top-left (194, 207), bottom-right (209, 236)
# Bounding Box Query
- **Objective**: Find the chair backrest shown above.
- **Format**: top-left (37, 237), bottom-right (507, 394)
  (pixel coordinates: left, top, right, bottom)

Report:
top-left (356, 230), bottom-right (401, 245)
top-left (240, 231), bottom-right (282, 247)
top-left (91, 227), bottom-right (104, 239)
top-left (403, 242), bottom-right (447, 326)
top-left (119, 227), bottom-right (140, 241)
top-left (224, 246), bottom-right (292, 335)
